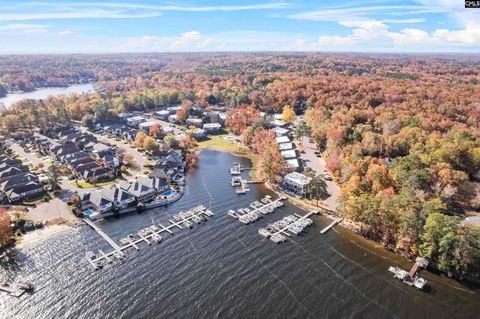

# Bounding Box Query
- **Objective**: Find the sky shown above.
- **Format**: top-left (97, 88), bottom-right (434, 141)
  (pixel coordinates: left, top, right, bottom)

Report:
top-left (0, 0), bottom-right (479, 53)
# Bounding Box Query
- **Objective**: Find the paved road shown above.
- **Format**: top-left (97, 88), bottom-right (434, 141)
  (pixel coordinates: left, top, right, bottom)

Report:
top-left (300, 136), bottom-right (340, 211)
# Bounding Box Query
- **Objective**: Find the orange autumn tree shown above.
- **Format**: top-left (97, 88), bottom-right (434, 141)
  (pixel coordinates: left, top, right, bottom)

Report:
top-left (0, 210), bottom-right (13, 247)
top-left (149, 123), bottom-right (162, 138)
top-left (179, 135), bottom-right (198, 170)
top-left (225, 104), bottom-right (260, 135)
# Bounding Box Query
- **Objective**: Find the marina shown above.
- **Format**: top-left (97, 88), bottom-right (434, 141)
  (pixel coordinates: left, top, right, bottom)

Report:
top-left (227, 195), bottom-right (287, 224)
top-left (83, 205), bottom-right (214, 269)
top-left (259, 210), bottom-right (319, 243)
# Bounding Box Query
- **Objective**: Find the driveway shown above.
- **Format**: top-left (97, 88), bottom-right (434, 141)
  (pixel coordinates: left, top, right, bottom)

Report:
top-left (300, 136), bottom-right (340, 212)
top-left (27, 197), bottom-right (79, 224)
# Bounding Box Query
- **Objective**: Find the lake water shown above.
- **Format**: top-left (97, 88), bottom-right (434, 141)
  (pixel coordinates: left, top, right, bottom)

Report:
top-left (0, 83), bottom-right (94, 108)
top-left (0, 150), bottom-right (479, 319)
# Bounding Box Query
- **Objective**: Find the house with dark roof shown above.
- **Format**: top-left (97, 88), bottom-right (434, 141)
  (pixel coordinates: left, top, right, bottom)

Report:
top-left (0, 173), bottom-right (39, 192)
top-left (95, 150), bottom-right (119, 168)
top-left (118, 180), bottom-right (156, 202)
top-left (75, 162), bottom-right (101, 176)
top-left (99, 186), bottom-right (136, 209)
top-left (80, 192), bottom-right (112, 213)
top-left (6, 181), bottom-right (45, 202)
top-left (0, 158), bottom-right (23, 168)
top-left (136, 176), bottom-right (169, 193)
top-left (0, 165), bottom-right (29, 182)
top-left (82, 167), bottom-right (114, 182)
top-left (60, 151), bottom-right (90, 164)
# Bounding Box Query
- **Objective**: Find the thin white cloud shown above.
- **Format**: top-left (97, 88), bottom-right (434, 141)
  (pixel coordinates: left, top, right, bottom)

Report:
top-left (58, 30), bottom-right (73, 36)
top-left (0, 11), bottom-right (163, 21)
top-left (0, 23), bottom-right (49, 33)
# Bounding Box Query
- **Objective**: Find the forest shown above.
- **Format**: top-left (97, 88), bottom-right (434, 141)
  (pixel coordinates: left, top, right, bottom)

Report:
top-left (0, 53), bottom-right (479, 281)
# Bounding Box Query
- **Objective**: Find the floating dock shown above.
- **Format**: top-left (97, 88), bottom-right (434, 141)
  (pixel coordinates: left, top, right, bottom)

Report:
top-left (264, 210), bottom-right (319, 243)
top-left (83, 206), bottom-right (214, 270)
top-left (0, 285), bottom-right (25, 297)
top-left (320, 218), bottom-right (342, 234)
top-left (228, 195), bottom-right (287, 223)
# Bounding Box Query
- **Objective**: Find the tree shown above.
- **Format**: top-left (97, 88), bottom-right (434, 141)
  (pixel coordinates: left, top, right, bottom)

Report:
top-left (47, 163), bottom-right (61, 191)
top-left (305, 175), bottom-right (327, 205)
top-left (134, 131), bottom-right (147, 149)
top-left (282, 104), bottom-right (296, 124)
top-left (149, 123), bottom-right (162, 138)
top-left (0, 211), bottom-right (13, 247)
top-left (143, 136), bottom-right (159, 152)
top-left (294, 121), bottom-right (309, 140)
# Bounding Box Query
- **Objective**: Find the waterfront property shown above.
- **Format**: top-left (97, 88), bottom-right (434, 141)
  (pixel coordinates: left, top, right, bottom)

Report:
top-left (282, 172), bottom-right (311, 197)
top-left (118, 180), bottom-right (156, 203)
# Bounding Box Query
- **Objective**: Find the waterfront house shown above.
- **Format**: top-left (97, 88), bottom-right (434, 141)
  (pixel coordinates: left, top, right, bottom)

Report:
top-left (281, 150), bottom-right (297, 159)
top-left (80, 192), bottom-right (112, 213)
top-left (282, 172), bottom-right (311, 196)
top-left (118, 180), bottom-right (156, 202)
top-left (278, 143), bottom-right (294, 151)
top-left (99, 186), bottom-right (136, 209)
top-left (272, 127), bottom-right (289, 137)
top-left (125, 116), bottom-right (145, 128)
top-left (286, 158), bottom-right (300, 171)
top-left (136, 176), bottom-right (170, 193)
top-left (276, 136), bottom-right (291, 144)
top-left (6, 181), bottom-right (45, 202)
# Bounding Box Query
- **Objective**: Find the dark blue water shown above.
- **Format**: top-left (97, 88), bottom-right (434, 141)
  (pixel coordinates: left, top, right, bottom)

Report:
top-left (1, 151), bottom-right (479, 319)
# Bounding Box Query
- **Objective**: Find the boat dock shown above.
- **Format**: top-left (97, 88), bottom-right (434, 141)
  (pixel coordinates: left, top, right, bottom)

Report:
top-left (228, 195), bottom-right (287, 223)
top-left (264, 210), bottom-right (319, 243)
top-left (229, 163), bottom-right (254, 175)
top-left (83, 205), bottom-right (214, 270)
top-left (0, 285), bottom-right (25, 297)
top-left (320, 218), bottom-right (342, 234)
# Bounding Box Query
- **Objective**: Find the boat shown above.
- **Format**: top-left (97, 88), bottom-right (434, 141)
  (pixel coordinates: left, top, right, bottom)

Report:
top-left (414, 277), bottom-right (427, 290)
top-left (149, 225), bottom-right (159, 232)
top-left (231, 177), bottom-right (242, 187)
top-left (127, 234), bottom-right (135, 241)
top-left (183, 220), bottom-right (193, 228)
top-left (151, 233), bottom-right (163, 243)
top-left (258, 228), bottom-right (271, 238)
top-left (120, 238), bottom-right (129, 245)
top-left (230, 163), bottom-right (241, 175)
top-left (17, 280), bottom-right (34, 292)
top-left (236, 187), bottom-right (248, 194)
top-left (86, 251), bottom-right (96, 260)
top-left (114, 252), bottom-right (124, 260)
top-left (227, 210), bottom-right (237, 218)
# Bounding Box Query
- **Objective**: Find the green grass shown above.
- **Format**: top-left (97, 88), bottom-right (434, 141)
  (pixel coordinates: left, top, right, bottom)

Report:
top-left (71, 177), bottom-right (119, 189)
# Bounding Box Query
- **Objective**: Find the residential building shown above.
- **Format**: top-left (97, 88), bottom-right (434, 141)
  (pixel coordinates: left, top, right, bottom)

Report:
top-left (125, 116), bottom-right (145, 128)
top-left (185, 118), bottom-right (203, 127)
top-left (139, 120), bottom-right (159, 133)
top-left (0, 173), bottom-right (39, 192)
top-left (99, 187), bottom-right (136, 209)
top-left (136, 176), bottom-right (170, 193)
top-left (0, 165), bottom-right (29, 182)
top-left (118, 180), bottom-right (156, 202)
top-left (155, 110), bottom-right (170, 120)
top-left (203, 123), bottom-right (222, 133)
top-left (281, 150), bottom-right (297, 159)
top-left (80, 192), bottom-right (112, 213)
top-left (82, 167), bottom-right (114, 182)
top-left (276, 136), bottom-right (291, 144)
top-left (282, 172), bottom-right (312, 196)
top-left (6, 181), bottom-right (45, 202)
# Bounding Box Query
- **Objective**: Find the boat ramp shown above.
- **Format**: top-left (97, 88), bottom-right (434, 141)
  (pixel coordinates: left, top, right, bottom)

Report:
top-left (83, 205), bottom-right (214, 270)
top-left (227, 195), bottom-right (287, 224)
top-left (259, 210), bottom-right (319, 243)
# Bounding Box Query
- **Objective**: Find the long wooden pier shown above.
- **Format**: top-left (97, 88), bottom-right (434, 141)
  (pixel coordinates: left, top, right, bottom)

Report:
top-left (320, 218), bottom-right (342, 234)
top-left (269, 210), bottom-right (319, 237)
top-left (83, 206), bottom-right (214, 269)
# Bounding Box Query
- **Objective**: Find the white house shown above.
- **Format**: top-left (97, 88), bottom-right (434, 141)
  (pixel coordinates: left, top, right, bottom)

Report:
top-left (139, 120), bottom-right (159, 133)
top-left (155, 110), bottom-right (170, 120)
top-left (272, 127), bottom-right (289, 137)
top-left (281, 150), bottom-right (297, 159)
top-left (276, 136), bottom-right (291, 144)
top-left (125, 116), bottom-right (145, 128)
top-left (279, 143), bottom-right (294, 151)
top-left (203, 123), bottom-right (222, 133)
top-left (282, 172), bottom-right (311, 196)
top-left (168, 114), bottom-right (179, 124)
top-left (185, 118), bottom-right (203, 127)
top-left (286, 158), bottom-right (300, 170)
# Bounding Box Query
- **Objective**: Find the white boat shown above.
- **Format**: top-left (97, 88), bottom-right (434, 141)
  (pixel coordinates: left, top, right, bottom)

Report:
top-left (120, 238), bottom-right (129, 245)
top-left (151, 233), bottom-right (163, 243)
top-left (183, 220), bottom-right (193, 228)
top-left (414, 277), bottom-right (427, 290)
top-left (258, 228), bottom-right (271, 238)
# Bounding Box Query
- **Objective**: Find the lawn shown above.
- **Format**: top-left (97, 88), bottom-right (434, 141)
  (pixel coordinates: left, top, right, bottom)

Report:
top-left (197, 135), bottom-right (258, 177)
top-left (71, 177), bottom-right (120, 189)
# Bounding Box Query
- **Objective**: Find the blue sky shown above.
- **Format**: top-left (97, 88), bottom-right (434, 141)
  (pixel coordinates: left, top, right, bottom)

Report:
top-left (0, 0), bottom-right (479, 53)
